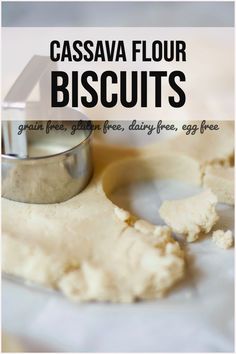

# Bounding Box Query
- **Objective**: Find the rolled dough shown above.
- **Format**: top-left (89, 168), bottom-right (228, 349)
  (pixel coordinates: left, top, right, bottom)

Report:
top-left (203, 165), bottom-right (234, 205)
top-left (2, 146), bottom-right (202, 302)
top-left (2, 121), bottom-right (234, 302)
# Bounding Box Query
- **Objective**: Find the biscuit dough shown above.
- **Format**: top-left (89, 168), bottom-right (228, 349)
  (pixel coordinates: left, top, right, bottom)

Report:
top-left (212, 230), bottom-right (234, 249)
top-left (203, 166), bottom-right (234, 205)
top-left (2, 121), bottom-right (234, 302)
top-left (159, 190), bottom-right (219, 242)
top-left (3, 149), bottom-right (201, 302)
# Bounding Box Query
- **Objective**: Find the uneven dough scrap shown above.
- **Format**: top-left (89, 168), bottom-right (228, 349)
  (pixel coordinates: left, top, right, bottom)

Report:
top-left (3, 225), bottom-right (185, 302)
top-left (2, 150), bottom-right (190, 303)
top-left (134, 223), bottom-right (180, 253)
top-left (212, 230), bottom-right (234, 249)
top-left (59, 226), bottom-right (185, 302)
top-left (159, 190), bottom-right (219, 242)
top-left (203, 165), bottom-right (234, 205)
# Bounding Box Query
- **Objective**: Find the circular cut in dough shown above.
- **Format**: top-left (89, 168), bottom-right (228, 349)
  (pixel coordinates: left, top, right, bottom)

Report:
top-left (2, 145), bottom-right (202, 302)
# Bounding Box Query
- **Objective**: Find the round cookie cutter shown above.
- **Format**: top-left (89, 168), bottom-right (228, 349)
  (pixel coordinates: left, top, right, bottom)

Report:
top-left (2, 119), bottom-right (93, 204)
top-left (1, 56), bottom-right (93, 204)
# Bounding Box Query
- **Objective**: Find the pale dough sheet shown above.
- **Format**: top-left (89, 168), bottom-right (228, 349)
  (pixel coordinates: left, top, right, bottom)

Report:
top-left (203, 165), bottom-right (234, 205)
top-left (146, 121), bottom-right (234, 166)
top-left (2, 121), bottom-right (234, 303)
top-left (3, 149), bottom-right (193, 302)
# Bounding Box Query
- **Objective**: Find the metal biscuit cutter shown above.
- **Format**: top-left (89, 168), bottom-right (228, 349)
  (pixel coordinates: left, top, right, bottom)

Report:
top-left (2, 56), bottom-right (93, 204)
